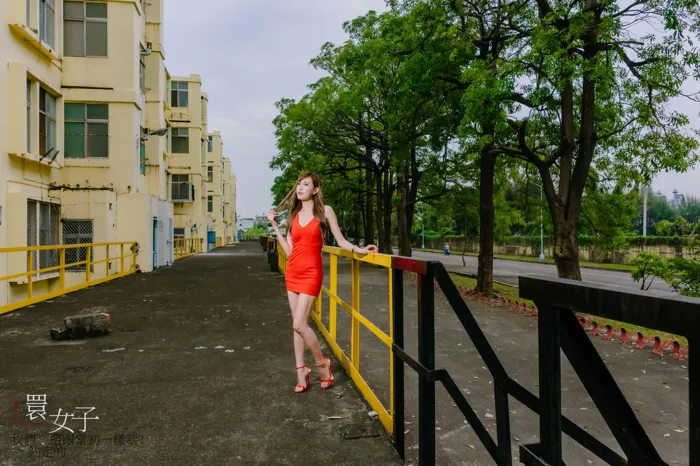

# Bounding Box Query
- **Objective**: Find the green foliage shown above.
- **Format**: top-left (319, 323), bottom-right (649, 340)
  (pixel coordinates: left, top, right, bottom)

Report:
top-left (269, 0), bottom-right (700, 273)
top-left (656, 220), bottom-right (674, 236)
top-left (664, 255), bottom-right (700, 297)
top-left (244, 226), bottom-right (269, 239)
top-left (630, 245), bottom-right (700, 297)
top-left (630, 253), bottom-right (668, 291)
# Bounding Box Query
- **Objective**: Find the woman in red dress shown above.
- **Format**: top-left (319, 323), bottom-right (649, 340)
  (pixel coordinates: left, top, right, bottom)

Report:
top-left (267, 172), bottom-right (378, 393)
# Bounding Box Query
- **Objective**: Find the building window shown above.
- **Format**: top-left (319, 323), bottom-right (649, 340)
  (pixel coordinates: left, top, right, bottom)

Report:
top-left (207, 136), bottom-right (212, 152)
top-left (27, 200), bottom-right (59, 274)
top-left (172, 127), bottom-right (188, 153)
top-left (62, 219), bottom-right (93, 271)
top-left (39, 87), bottom-right (56, 157)
top-left (207, 196), bottom-right (213, 213)
top-left (26, 0), bottom-right (31, 27)
top-left (171, 174), bottom-right (191, 202)
top-left (64, 103), bottom-right (108, 158)
top-left (64, 1), bottom-right (108, 57)
top-left (207, 166), bottom-right (213, 183)
top-left (40, 0), bottom-right (55, 48)
top-left (171, 82), bottom-right (188, 107)
top-left (165, 124), bottom-right (170, 153)
top-left (139, 45), bottom-right (146, 92)
top-left (140, 127), bottom-right (146, 175)
top-left (26, 81), bottom-right (31, 152)
top-left (173, 228), bottom-right (185, 239)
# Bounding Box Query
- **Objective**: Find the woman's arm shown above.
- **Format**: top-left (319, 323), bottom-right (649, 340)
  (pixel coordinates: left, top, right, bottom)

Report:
top-left (267, 209), bottom-right (292, 256)
top-left (325, 205), bottom-right (378, 254)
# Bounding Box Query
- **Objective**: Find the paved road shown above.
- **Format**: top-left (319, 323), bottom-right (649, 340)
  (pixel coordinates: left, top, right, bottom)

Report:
top-left (0, 244), bottom-right (402, 466)
top-left (399, 249), bottom-right (675, 295)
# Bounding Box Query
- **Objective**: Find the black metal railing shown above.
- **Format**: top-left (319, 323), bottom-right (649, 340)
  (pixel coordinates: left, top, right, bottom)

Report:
top-left (262, 238), bottom-right (698, 465)
top-left (390, 260), bottom-right (698, 466)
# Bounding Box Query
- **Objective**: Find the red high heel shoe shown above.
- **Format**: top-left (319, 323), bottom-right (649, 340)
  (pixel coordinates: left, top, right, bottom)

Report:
top-left (317, 356), bottom-right (335, 390)
top-left (294, 365), bottom-right (310, 393)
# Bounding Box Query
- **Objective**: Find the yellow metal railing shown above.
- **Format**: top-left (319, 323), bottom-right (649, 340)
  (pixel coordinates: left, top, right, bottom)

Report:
top-left (0, 242), bottom-right (137, 315)
top-left (269, 237), bottom-right (395, 435)
top-left (173, 238), bottom-right (203, 260)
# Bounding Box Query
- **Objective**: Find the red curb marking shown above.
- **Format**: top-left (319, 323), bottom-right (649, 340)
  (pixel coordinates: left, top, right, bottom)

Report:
top-left (634, 334), bottom-right (654, 349)
top-left (673, 345), bottom-right (689, 361)
top-left (618, 329), bottom-right (631, 345)
top-left (590, 324), bottom-right (608, 336)
top-left (653, 338), bottom-right (674, 356)
top-left (603, 327), bottom-right (621, 341)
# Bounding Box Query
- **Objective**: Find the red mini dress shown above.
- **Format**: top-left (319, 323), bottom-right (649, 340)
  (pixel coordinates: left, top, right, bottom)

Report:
top-left (285, 214), bottom-right (324, 296)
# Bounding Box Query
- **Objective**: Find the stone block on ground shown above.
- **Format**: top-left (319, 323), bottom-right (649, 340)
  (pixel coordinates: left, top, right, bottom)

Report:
top-left (50, 312), bottom-right (111, 340)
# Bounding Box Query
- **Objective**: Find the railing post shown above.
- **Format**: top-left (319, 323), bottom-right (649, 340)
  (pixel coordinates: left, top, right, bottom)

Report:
top-left (26, 251), bottom-right (33, 299)
top-left (329, 254), bottom-right (338, 339)
top-left (105, 245), bottom-right (109, 277)
top-left (418, 264), bottom-right (435, 465)
top-left (538, 304), bottom-right (562, 465)
top-left (120, 244), bottom-right (125, 274)
top-left (85, 247), bottom-right (91, 283)
top-left (59, 248), bottom-right (65, 289)
top-left (351, 256), bottom-right (361, 371)
top-left (392, 267), bottom-right (405, 461)
top-left (690, 340), bottom-right (699, 466)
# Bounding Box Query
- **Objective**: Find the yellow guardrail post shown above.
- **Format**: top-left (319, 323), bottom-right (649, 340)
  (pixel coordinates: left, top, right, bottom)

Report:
top-left (59, 249), bottom-right (66, 289)
top-left (26, 251), bottom-right (33, 299)
top-left (351, 255), bottom-right (361, 371)
top-left (389, 267), bottom-right (394, 422)
top-left (329, 254), bottom-right (338, 339)
top-left (85, 246), bottom-right (91, 282)
top-left (1, 242), bottom-right (139, 315)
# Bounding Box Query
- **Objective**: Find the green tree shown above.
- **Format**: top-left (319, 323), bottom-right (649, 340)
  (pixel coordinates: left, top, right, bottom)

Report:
top-left (630, 252), bottom-right (668, 290)
top-left (497, 0), bottom-right (700, 279)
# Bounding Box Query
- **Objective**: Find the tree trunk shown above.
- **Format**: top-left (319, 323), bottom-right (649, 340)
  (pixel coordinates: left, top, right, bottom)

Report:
top-left (382, 162), bottom-right (393, 254)
top-left (365, 164), bottom-right (375, 246)
top-left (374, 170), bottom-right (386, 252)
top-left (396, 155), bottom-right (412, 257)
top-left (476, 150), bottom-right (496, 293)
top-left (553, 217), bottom-right (582, 279)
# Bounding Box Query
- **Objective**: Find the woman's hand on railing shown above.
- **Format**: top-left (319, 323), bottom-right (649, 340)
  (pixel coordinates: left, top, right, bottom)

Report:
top-left (353, 244), bottom-right (378, 255)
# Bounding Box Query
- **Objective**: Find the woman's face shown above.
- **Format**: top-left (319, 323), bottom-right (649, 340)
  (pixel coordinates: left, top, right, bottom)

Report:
top-left (296, 177), bottom-right (317, 201)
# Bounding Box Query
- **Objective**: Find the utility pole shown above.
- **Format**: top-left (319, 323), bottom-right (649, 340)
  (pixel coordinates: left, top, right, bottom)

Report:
top-left (643, 186), bottom-right (648, 237)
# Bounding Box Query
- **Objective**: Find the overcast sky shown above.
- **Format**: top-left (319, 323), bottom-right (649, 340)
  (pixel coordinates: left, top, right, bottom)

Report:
top-left (163, 1), bottom-right (699, 218)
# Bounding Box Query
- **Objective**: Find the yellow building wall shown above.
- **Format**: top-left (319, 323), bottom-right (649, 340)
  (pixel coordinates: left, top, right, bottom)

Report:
top-left (2, 0), bottom-right (64, 307)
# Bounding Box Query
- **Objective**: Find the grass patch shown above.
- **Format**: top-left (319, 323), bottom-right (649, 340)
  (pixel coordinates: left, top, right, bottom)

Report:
top-left (446, 272), bottom-right (687, 348)
top-left (416, 247), bottom-right (636, 272)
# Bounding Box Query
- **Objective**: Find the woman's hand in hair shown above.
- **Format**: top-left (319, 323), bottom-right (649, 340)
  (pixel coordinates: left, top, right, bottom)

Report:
top-left (267, 209), bottom-right (278, 227)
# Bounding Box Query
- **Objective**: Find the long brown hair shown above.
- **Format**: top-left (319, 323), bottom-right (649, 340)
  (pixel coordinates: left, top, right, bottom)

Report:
top-left (276, 172), bottom-right (329, 238)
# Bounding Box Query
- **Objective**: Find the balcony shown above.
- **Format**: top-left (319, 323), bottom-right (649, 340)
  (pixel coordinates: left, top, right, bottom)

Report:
top-left (9, 23), bottom-right (61, 63)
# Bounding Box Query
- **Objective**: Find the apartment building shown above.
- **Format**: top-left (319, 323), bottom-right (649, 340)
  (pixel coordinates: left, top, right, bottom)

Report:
top-left (223, 158), bottom-right (236, 243)
top-left (168, 74), bottom-right (210, 246)
top-left (1, 0), bottom-right (237, 308)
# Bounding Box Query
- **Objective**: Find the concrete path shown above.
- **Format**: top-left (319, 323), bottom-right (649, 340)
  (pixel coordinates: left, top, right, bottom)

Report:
top-left (0, 243), bottom-right (402, 466)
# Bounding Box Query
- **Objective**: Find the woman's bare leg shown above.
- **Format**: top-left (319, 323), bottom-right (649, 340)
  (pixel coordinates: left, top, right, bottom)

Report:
top-left (292, 293), bottom-right (331, 380)
top-left (287, 291), bottom-right (308, 387)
